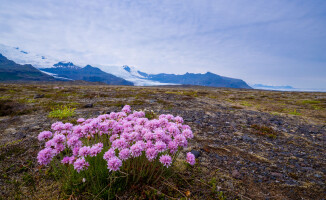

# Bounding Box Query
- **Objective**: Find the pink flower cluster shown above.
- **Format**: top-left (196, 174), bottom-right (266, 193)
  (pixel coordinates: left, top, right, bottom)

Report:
top-left (37, 105), bottom-right (196, 173)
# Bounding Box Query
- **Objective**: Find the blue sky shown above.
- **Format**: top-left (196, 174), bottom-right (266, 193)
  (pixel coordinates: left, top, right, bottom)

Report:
top-left (0, 0), bottom-right (325, 88)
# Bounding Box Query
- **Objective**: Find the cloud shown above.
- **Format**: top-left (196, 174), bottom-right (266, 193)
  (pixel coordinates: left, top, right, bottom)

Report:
top-left (0, 0), bottom-right (325, 88)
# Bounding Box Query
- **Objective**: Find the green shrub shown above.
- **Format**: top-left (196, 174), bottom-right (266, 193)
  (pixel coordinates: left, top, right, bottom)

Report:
top-left (48, 106), bottom-right (76, 119)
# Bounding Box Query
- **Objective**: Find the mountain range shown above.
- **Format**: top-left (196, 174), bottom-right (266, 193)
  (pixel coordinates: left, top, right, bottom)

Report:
top-left (0, 44), bottom-right (252, 89)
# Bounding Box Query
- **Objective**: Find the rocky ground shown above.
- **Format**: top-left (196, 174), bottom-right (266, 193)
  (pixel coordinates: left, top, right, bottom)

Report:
top-left (0, 83), bottom-right (325, 199)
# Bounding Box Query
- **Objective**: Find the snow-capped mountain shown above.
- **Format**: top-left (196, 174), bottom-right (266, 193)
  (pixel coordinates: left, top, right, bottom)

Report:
top-left (0, 44), bottom-right (168, 86)
top-left (53, 62), bottom-right (82, 70)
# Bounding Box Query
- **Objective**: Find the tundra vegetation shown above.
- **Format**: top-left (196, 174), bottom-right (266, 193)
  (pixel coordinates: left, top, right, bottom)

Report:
top-left (0, 83), bottom-right (325, 199)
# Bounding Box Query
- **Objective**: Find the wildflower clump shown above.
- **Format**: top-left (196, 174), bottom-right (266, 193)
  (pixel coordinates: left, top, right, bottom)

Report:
top-left (48, 105), bottom-right (76, 119)
top-left (37, 105), bottom-right (196, 197)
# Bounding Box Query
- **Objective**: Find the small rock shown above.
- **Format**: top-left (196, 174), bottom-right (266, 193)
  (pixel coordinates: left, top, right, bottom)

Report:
top-left (34, 94), bottom-right (44, 99)
top-left (285, 180), bottom-right (298, 186)
top-left (190, 150), bottom-right (201, 158)
top-left (149, 99), bottom-right (156, 103)
top-left (271, 172), bottom-right (283, 178)
top-left (210, 153), bottom-right (223, 160)
top-left (15, 132), bottom-right (26, 139)
top-left (225, 180), bottom-right (234, 190)
top-left (5, 128), bottom-right (17, 135)
top-left (232, 169), bottom-right (242, 179)
top-left (242, 135), bottom-right (254, 142)
top-left (314, 174), bottom-right (322, 178)
top-left (84, 103), bottom-right (93, 108)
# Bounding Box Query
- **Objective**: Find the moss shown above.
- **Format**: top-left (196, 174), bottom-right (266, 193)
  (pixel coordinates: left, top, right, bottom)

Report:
top-left (48, 106), bottom-right (76, 119)
top-left (299, 100), bottom-right (321, 105)
top-left (288, 109), bottom-right (301, 116)
top-left (0, 99), bottom-right (34, 116)
top-left (131, 99), bottom-right (145, 105)
top-left (240, 101), bottom-right (253, 107)
top-left (251, 124), bottom-right (277, 138)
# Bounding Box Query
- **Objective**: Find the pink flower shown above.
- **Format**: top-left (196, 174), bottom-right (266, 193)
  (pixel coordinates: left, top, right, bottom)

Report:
top-left (159, 155), bottom-right (172, 168)
top-left (67, 136), bottom-right (81, 148)
top-left (168, 141), bottom-right (178, 154)
top-left (122, 105), bottom-right (131, 113)
top-left (145, 141), bottom-right (154, 149)
top-left (77, 118), bottom-right (85, 123)
top-left (133, 111), bottom-right (145, 118)
top-left (53, 143), bottom-right (65, 155)
top-left (144, 131), bottom-right (155, 141)
top-left (112, 138), bottom-right (128, 150)
top-left (63, 123), bottom-right (73, 130)
top-left (154, 129), bottom-right (165, 141)
top-left (136, 118), bottom-right (148, 126)
top-left (119, 148), bottom-right (130, 161)
top-left (158, 118), bottom-right (168, 126)
top-left (45, 139), bottom-right (55, 148)
top-left (130, 143), bottom-right (144, 157)
top-left (38, 106), bottom-right (195, 175)
top-left (99, 123), bottom-right (109, 134)
top-left (37, 148), bottom-right (54, 165)
top-left (113, 125), bottom-right (123, 135)
top-left (174, 134), bottom-right (187, 147)
top-left (74, 157), bottom-right (89, 173)
top-left (61, 156), bottom-right (72, 164)
top-left (51, 122), bottom-right (64, 131)
top-left (186, 152), bottom-right (196, 165)
top-left (174, 116), bottom-right (184, 123)
top-left (182, 129), bottom-right (194, 139)
top-left (109, 134), bottom-right (119, 142)
top-left (109, 112), bottom-right (117, 120)
top-left (146, 148), bottom-right (158, 161)
top-left (155, 141), bottom-right (167, 153)
top-left (38, 131), bottom-right (52, 141)
top-left (61, 156), bottom-right (76, 165)
top-left (165, 114), bottom-right (174, 120)
top-left (78, 146), bottom-right (91, 157)
top-left (117, 112), bottom-right (127, 118)
top-left (168, 125), bottom-right (180, 136)
top-left (73, 125), bottom-right (83, 137)
top-left (107, 157), bottom-right (122, 171)
top-left (73, 146), bottom-right (80, 156)
top-left (52, 134), bottom-right (66, 144)
top-left (135, 141), bottom-right (145, 149)
top-left (103, 148), bottom-right (116, 161)
top-left (90, 143), bottom-right (103, 157)
top-left (182, 125), bottom-right (191, 130)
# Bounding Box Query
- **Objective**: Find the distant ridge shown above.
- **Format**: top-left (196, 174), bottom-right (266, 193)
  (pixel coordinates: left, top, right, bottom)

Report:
top-left (136, 71), bottom-right (252, 89)
top-left (0, 54), bottom-right (56, 82)
top-left (40, 62), bottom-right (134, 86)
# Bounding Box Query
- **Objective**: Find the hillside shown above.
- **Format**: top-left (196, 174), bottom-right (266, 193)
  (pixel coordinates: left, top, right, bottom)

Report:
top-left (0, 54), bottom-right (56, 81)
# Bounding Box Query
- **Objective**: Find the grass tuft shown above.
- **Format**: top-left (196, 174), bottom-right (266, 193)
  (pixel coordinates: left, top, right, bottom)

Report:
top-left (48, 106), bottom-right (76, 119)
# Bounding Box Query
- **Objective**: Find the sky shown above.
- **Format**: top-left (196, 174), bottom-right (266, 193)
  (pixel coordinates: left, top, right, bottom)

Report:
top-left (0, 0), bottom-right (325, 89)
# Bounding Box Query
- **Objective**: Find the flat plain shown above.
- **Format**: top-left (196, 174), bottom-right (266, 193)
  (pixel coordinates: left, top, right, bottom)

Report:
top-left (0, 83), bottom-right (325, 199)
